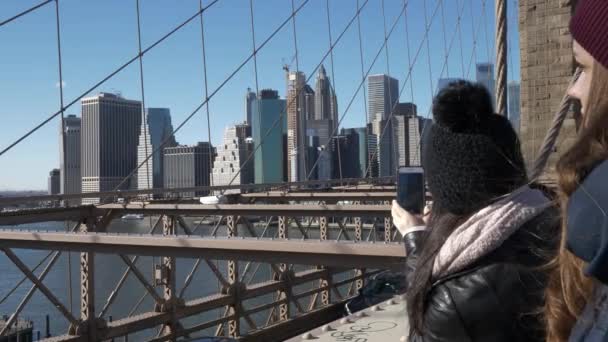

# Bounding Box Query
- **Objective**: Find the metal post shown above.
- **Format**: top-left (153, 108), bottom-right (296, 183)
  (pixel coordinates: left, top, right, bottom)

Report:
top-left (384, 201), bottom-right (392, 242)
top-left (277, 216), bottom-right (289, 321)
top-left (319, 216), bottom-right (331, 306)
top-left (354, 215), bottom-right (364, 292)
top-left (161, 215), bottom-right (177, 341)
top-left (45, 315), bottom-right (50, 338)
top-left (227, 215), bottom-right (240, 338)
top-left (80, 217), bottom-right (96, 340)
top-left (495, 0), bottom-right (507, 115)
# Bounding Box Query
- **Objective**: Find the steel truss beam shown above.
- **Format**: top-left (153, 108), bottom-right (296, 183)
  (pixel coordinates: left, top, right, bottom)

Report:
top-left (0, 204), bottom-right (390, 226)
top-left (0, 231), bottom-right (404, 270)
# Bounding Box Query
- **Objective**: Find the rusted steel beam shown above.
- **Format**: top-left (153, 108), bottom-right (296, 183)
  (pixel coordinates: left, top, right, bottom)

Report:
top-left (96, 203), bottom-right (391, 218)
top-left (0, 206), bottom-right (101, 225)
top-left (0, 177), bottom-right (395, 205)
top-left (0, 203), bottom-right (390, 226)
top-left (239, 191), bottom-right (396, 201)
top-left (99, 293), bottom-right (232, 340)
top-left (0, 231), bottom-right (405, 269)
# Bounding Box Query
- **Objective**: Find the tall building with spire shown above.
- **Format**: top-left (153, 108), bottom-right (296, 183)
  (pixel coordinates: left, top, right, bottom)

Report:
top-left (286, 71), bottom-right (308, 182)
top-left (314, 65), bottom-right (338, 131)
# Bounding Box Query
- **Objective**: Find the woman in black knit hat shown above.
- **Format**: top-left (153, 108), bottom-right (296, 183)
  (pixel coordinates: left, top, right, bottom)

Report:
top-left (544, 0), bottom-right (608, 341)
top-left (392, 80), bottom-right (560, 341)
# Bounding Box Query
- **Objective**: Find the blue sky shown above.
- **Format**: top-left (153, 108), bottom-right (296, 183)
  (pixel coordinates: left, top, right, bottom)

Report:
top-left (0, 0), bottom-right (519, 190)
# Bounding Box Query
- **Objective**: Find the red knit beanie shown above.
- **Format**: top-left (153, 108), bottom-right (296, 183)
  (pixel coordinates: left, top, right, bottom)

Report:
top-left (570, 0), bottom-right (608, 69)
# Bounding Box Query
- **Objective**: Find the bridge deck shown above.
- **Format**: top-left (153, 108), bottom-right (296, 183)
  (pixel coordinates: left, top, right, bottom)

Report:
top-left (289, 297), bottom-right (408, 341)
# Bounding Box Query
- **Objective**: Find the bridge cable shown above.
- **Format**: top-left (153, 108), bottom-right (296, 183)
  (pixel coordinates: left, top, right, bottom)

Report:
top-left (456, 0), bottom-right (466, 77)
top-left (135, 0), bottom-right (152, 195)
top-left (326, 0), bottom-right (343, 182)
top-left (217, 0), bottom-right (370, 196)
top-left (355, 0), bottom-right (371, 179)
top-left (53, 0), bottom-right (75, 316)
top-left (365, 0), bottom-right (467, 178)
top-left (114, 0), bottom-right (311, 193)
top-left (0, 0), bottom-right (221, 159)
top-left (440, 0), bottom-right (450, 77)
top-left (0, 0), bottom-right (53, 27)
top-left (307, 0), bottom-right (417, 182)
top-left (403, 0), bottom-right (415, 104)
top-left (466, 0), bottom-right (479, 78)
top-left (199, 0), bottom-right (215, 189)
top-left (363, 0), bottom-right (443, 178)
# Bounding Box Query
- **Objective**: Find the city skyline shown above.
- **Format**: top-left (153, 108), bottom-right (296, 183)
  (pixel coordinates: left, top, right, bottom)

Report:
top-left (0, 1), bottom-right (520, 190)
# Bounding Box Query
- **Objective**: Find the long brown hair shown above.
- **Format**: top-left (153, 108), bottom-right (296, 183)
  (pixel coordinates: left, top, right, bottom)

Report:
top-left (545, 60), bottom-right (608, 341)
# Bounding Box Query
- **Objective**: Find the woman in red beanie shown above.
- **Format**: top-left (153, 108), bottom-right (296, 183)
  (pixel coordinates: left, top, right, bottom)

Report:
top-left (544, 0), bottom-right (608, 341)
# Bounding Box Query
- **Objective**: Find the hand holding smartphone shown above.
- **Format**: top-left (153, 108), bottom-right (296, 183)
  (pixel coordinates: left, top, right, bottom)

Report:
top-left (397, 166), bottom-right (425, 215)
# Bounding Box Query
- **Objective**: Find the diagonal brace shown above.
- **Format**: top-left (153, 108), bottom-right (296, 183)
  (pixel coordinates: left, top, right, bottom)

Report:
top-left (2, 248), bottom-right (78, 326)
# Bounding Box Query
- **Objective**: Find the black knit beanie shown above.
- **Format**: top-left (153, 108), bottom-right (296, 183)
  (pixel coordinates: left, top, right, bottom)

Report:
top-left (422, 80), bottom-right (527, 215)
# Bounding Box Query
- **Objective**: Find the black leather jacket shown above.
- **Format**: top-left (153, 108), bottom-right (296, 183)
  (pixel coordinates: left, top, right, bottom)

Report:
top-left (404, 206), bottom-right (559, 342)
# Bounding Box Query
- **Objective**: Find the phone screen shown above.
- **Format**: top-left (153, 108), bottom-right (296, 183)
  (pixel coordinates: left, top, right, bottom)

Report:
top-left (397, 167), bottom-right (424, 214)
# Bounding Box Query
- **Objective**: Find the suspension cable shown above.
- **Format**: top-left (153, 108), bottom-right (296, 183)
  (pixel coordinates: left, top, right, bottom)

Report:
top-left (326, 0), bottom-right (342, 182)
top-left (219, 0), bottom-right (371, 195)
top-left (440, 0), bottom-right (450, 77)
top-left (356, 0), bottom-right (370, 177)
top-left (199, 0), bottom-right (214, 188)
top-left (114, 0), bottom-right (311, 192)
top-left (309, 0), bottom-right (420, 180)
top-left (0, 0), bottom-right (53, 27)
top-left (456, 0), bottom-right (466, 77)
top-left (0, 0), bottom-right (221, 158)
top-left (135, 0), bottom-right (151, 193)
top-left (365, 0), bottom-right (465, 177)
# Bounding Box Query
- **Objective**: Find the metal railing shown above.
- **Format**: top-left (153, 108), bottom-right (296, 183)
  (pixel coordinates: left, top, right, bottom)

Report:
top-left (0, 194), bottom-right (401, 341)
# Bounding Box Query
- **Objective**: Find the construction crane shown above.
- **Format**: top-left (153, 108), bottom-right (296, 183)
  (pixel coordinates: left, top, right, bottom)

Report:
top-left (282, 54), bottom-right (297, 73)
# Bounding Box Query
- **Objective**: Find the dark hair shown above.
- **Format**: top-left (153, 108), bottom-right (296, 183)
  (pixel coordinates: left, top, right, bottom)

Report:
top-left (406, 202), bottom-right (470, 337)
top-left (407, 80), bottom-right (527, 337)
top-left (545, 60), bottom-right (608, 341)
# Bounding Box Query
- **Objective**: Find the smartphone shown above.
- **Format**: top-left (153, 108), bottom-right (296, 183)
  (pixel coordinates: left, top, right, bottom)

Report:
top-left (397, 166), bottom-right (425, 214)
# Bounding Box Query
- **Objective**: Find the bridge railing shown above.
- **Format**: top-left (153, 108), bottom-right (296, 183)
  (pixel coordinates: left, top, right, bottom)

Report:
top-left (0, 196), bottom-right (403, 341)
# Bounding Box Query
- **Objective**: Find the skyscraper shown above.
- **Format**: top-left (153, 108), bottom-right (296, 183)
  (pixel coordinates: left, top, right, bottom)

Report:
top-left (59, 114), bottom-right (81, 204)
top-left (392, 103), bottom-right (425, 167)
top-left (303, 84), bottom-right (315, 121)
top-left (211, 124), bottom-right (254, 194)
top-left (48, 169), bottom-right (60, 195)
top-left (508, 82), bottom-right (521, 132)
top-left (286, 71), bottom-right (308, 182)
top-left (245, 88), bottom-right (256, 126)
top-left (164, 142), bottom-right (213, 198)
top-left (476, 63), bottom-right (496, 107)
top-left (437, 78), bottom-right (461, 93)
top-left (252, 89), bottom-right (287, 184)
top-left (137, 108), bottom-right (177, 195)
top-left (314, 65), bottom-right (338, 133)
top-left (366, 125), bottom-right (378, 178)
top-left (306, 119), bottom-right (333, 181)
top-left (81, 93), bottom-right (142, 204)
top-left (372, 118), bottom-right (394, 177)
top-left (341, 127), bottom-right (368, 178)
top-left (368, 74), bottom-right (399, 123)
